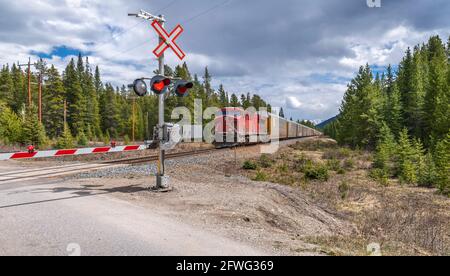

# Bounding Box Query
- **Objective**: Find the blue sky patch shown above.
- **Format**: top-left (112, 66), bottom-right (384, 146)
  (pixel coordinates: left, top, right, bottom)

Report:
top-left (31, 46), bottom-right (91, 59)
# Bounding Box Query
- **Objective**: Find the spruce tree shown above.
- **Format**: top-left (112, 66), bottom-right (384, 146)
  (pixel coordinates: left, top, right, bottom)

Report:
top-left (434, 131), bottom-right (450, 195)
top-left (396, 128), bottom-right (417, 184)
top-left (374, 123), bottom-right (396, 174)
top-left (279, 107), bottom-right (285, 118)
top-left (22, 104), bottom-right (48, 148)
top-left (63, 58), bottom-right (86, 135)
top-left (56, 123), bottom-right (74, 149)
top-left (84, 57), bottom-right (101, 138)
top-left (424, 36), bottom-right (448, 144)
top-left (230, 93), bottom-right (239, 107)
top-left (0, 101), bottom-right (23, 145)
top-left (43, 65), bottom-right (65, 138)
top-left (218, 84), bottom-right (228, 107)
top-left (0, 65), bottom-right (14, 108)
top-left (10, 63), bottom-right (26, 113)
top-left (100, 84), bottom-right (120, 138)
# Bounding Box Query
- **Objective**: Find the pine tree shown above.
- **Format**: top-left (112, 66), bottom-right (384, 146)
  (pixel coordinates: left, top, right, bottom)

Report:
top-left (10, 63), bottom-right (26, 113)
top-left (279, 107), bottom-right (285, 118)
top-left (434, 131), bottom-right (450, 195)
top-left (22, 104), bottom-right (48, 148)
top-left (218, 84), bottom-right (228, 107)
top-left (56, 123), bottom-right (74, 149)
top-left (43, 65), bottom-right (65, 138)
top-left (0, 64), bottom-right (14, 107)
top-left (63, 58), bottom-right (86, 135)
top-left (94, 66), bottom-right (103, 95)
top-left (385, 83), bottom-right (403, 136)
top-left (418, 153), bottom-right (438, 188)
top-left (396, 128), bottom-right (417, 184)
top-left (337, 65), bottom-right (380, 148)
top-left (84, 57), bottom-right (101, 138)
top-left (230, 93), bottom-right (239, 107)
top-left (0, 101), bottom-right (23, 145)
top-left (374, 123), bottom-right (396, 174)
top-left (100, 84), bottom-right (120, 138)
top-left (424, 36), bottom-right (449, 144)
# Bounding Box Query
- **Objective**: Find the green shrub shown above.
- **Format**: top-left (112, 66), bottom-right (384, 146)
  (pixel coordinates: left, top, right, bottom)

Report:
top-left (294, 154), bottom-right (311, 172)
top-left (434, 132), bottom-right (450, 196)
top-left (399, 160), bottom-right (417, 184)
top-left (124, 135), bottom-right (131, 145)
top-left (304, 163), bottom-right (329, 181)
top-left (338, 181), bottom-right (350, 199)
top-left (0, 102), bottom-right (23, 145)
top-left (289, 140), bottom-right (337, 151)
top-left (243, 160), bottom-right (257, 170)
top-left (277, 163), bottom-right (289, 173)
top-left (337, 167), bottom-right (346, 175)
top-left (418, 153), bottom-right (438, 188)
top-left (326, 158), bottom-right (341, 171)
top-left (259, 154), bottom-right (274, 168)
top-left (369, 168), bottom-right (389, 186)
top-left (253, 170), bottom-right (267, 181)
top-left (373, 123), bottom-right (397, 173)
top-left (323, 148), bottom-right (352, 160)
top-left (343, 158), bottom-right (355, 170)
top-left (77, 131), bottom-right (88, 147)
top-left (21, 105), bottom-right (49, 149)
top-left (56, 124), bottom-right (74, 149)
top-left (103, 131), bottom-right (110, 146)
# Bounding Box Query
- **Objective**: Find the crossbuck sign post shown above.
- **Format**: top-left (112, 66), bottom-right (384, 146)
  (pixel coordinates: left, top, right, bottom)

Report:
top-left (128, 10), bottom-right (187, 191)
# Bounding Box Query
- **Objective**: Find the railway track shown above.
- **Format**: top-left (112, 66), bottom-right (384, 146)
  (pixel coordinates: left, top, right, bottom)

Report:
top-left (0, 137), bottom-right (316, 184)
top-left (104, 148), bottom-right (218, 165)
top-left (0, 148), bottom-right (220, 184)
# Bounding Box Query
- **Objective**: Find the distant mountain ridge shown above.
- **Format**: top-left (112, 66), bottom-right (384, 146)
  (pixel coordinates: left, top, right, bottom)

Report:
top-left (317, 115), bottom-right (338, 129)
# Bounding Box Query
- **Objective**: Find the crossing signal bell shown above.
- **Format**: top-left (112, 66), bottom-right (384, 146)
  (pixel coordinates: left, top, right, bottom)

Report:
top-left (150, 75), bottom-right (171, 95)
top-left (173, 80), bottom-right (193, 97)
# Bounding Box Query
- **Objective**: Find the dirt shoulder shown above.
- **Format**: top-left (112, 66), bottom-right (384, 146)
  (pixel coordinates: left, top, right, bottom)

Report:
top-left (56, 138), bottom-right (353, 255)
top-left (56, 137), bottom-right (448, 256)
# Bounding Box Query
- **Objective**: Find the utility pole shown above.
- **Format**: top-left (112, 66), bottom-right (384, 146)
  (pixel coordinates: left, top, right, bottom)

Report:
top-left (38, 73), bottom-right (42, 123)
top-left (129, 10), bottom-right (169, 190)
top-left (18, 58), bottom-right (32, 107)
top-left (27, 58), bottom-right (31, 107)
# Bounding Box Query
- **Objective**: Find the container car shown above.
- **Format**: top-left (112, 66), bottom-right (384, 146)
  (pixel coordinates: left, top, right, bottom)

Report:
top-left (214, 107), bottom-right (321, 147)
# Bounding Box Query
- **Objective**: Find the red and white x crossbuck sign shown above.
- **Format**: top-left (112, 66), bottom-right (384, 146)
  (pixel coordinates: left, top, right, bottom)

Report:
top-left (152, 20), bottom-right (185, 60)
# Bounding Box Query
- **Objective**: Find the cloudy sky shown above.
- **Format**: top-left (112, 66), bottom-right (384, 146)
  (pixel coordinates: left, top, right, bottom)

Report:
top-left (0, 0), bottom-right (449, 122)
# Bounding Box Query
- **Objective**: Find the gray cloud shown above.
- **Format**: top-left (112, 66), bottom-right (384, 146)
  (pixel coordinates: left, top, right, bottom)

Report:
top-left (0, 0), bottom-right (448, 121)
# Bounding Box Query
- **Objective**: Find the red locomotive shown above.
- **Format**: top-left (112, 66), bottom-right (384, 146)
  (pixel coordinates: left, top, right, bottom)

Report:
top-left (214, 107), bottom-right (321, 147)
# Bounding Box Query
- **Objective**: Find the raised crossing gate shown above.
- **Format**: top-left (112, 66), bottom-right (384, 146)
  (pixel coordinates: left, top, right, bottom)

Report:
top-left (0, 145), bottom-right (148, 161)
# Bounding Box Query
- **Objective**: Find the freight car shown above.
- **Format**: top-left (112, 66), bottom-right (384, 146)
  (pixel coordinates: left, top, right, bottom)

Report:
top-left (214, 107), bottom-right (322, 147)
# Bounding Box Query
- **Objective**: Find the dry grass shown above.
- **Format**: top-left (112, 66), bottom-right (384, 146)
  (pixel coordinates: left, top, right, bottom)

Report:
top-left (242, 138), bottom-right (450, 256)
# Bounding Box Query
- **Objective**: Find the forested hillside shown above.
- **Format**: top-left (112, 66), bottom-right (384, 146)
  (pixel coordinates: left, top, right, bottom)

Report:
top-left (0, 55), bottom-right (270, 149)
top-left (324, 35), bottom-right (450, 195)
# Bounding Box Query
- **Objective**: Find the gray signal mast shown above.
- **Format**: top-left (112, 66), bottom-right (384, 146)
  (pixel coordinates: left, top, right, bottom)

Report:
top-left (128, 10), bottom-right (169, 191)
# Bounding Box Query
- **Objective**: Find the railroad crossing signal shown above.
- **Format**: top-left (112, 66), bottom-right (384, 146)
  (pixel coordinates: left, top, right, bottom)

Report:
top-left (130, 77), bottom-right (193, 98)
top-left (173, 80), bottom-right (194, 97)
top-left (129, 9), bottom-right (189, 191)
top-left (150, 75), bottom-right (172, 95)
top-left (151, 20), bottom-right (185, 60)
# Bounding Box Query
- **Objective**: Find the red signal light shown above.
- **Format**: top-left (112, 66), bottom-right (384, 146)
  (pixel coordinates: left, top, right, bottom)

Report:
top-left (150, 76), bottom-right (171, 95)
top-left (153, 81), bottom-right (166, 92)
top-left (178, 86), bottom-right (188, 94)
top-left (174, 81), bottom-right (193, 97)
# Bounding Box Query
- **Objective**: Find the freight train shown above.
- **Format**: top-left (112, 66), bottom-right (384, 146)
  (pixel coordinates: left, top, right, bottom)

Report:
top-left (214, 107), bottom-right (322, 147)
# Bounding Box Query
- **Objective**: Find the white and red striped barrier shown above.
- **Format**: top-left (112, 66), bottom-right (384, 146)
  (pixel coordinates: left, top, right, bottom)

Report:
top-left (0, 145), bottom-right (148, 161)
